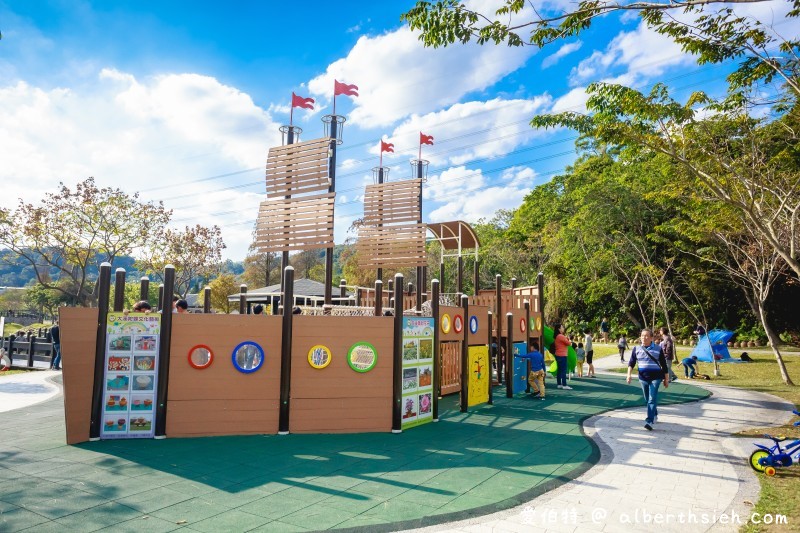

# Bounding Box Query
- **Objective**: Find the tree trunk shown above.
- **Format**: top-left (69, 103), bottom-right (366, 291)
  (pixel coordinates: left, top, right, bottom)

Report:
top-left (757, 300), bottom-right (795, 386)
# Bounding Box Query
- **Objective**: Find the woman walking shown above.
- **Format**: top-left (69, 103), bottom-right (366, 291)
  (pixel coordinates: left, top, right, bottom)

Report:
top-left (626, 328), bottom-right (668, 431)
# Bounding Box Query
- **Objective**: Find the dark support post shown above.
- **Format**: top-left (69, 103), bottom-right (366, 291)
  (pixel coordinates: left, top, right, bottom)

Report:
top-left (421, 266), bottom-right (428, 303)
top-left (457, 256), bottom-right (464, 297)
top-left (356, 288), bottom-right (362, 307)
top-left (155, 265), bottom-right (175, 438)
top-left (203, 287), bottom-right (211, 313)
top-left (388, 279), bottom-right (393, 294)
top-left (506, 312), bottom-right (514, 398)
top-left (392, 273), bottom-right (404, 433)
top-left (340, 280), bottom-right (347, 304)
top-left (439, 262), bottom-right (445, 294)
top-left (524, 300), bottom-right (531, 393)
top-left (27, 335), bottom-right (35, 368)
top-left (239, 285), bottom-right (247, 315)
top-left (324, 119), bottom-right (340, 306)
top-left (495, 274), bottom-right (503, 382)
top-left (537, 271), bottom-right (545, 350)
top-left (280, 126), bottom-right (298, 294)
top-left (157, 285), bottom-right (164, 312)
top-left (487, 310), bottom-right (493, 405)
top-left (460, 294), bottom-right (469, 413)
top-left (113, 268), bottom-right (126, 312)
top-left (279, 266), bottom-right (295, 434)
top-left (432, 279), bottom-right (441, 420)
top-left (511, 277), bottom-right (517, 291)
top-left (374, 280), bottom-right (383, 316)
top-left (89, 262), bottom-right (112, 440)
top-left (376, 167), bottom-right (385, 285)
top-left (473, 259), bottom-right (480, 296)
top-left (139, 277), bottom-right (149, 302)
top-left (407, 282), bottom-right (413, 296)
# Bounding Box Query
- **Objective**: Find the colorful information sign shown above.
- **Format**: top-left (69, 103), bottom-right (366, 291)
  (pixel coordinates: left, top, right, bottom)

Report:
top-left (102, 313), bottom-right (160, 439)
top-left (512, 341), bottom-right (528, 394)
top-left (467, 345), bottom-right (490, 407)
top-left (401, 317), bottom-right (435, 429)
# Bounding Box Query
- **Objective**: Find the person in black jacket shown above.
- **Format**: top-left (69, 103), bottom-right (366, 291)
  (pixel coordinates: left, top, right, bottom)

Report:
top-left (49, 321), bottom-right (61, 370)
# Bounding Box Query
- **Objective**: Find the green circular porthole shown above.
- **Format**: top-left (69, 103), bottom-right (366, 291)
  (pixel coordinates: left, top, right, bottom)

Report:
top-left (347, 342), bottom-right (378, 373)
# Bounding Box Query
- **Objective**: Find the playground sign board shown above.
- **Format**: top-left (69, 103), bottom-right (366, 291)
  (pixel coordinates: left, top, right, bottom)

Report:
top-left (512, 342), bottom-right (528, 394)
top-left (401, 317), bottom-right (435, 429)
top-left (101, 313), bottom-right (161, 439)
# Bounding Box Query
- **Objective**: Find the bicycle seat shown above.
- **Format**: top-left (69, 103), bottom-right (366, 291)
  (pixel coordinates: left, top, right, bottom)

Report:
top-left (764, 434), bottom-right (788, 442)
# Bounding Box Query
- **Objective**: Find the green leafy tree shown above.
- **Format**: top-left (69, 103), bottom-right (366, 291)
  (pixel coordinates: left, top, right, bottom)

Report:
top-left (0, 178), bottom-right (170, 306)
top-left (136, 224), bottom-right (226, 298)
top-left (206, 273), bottom-right (238, 314)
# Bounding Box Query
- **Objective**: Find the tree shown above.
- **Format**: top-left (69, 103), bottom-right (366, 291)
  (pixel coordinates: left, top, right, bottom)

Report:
top-left (0, 178), bottom-right (170, 306)
top-left (136, 224), bottom-right (226, 297)
top-left (401, 0), bottom-right (799, 103)
top-left (206, 273), bottom-right (238, 314)
top-left (24, 283), bottom-right (68, 318)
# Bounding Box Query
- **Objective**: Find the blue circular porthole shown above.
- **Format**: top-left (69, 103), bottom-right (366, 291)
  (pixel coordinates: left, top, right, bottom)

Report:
top-left (469, 316), bottom-right (479, 334)
top-left (232, 341), bottom-right (264, 374)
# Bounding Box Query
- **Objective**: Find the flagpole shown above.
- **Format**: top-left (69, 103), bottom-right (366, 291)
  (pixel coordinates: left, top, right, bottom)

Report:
top-left (333, 80), bottom-right (337, 116)
top-left (419, 133), bottom-right (422, 161)
top-left (290, 95), bottom-right (294, 126)
top-left (379, 141), bottom-right (383, 168)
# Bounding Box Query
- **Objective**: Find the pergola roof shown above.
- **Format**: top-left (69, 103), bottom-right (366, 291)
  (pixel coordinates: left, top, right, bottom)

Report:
top-left (426, 221), bottom-right (480, 251)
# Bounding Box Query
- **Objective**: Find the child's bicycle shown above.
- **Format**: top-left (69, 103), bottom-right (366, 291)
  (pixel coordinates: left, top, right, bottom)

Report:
top-left (749, 410), bottom-right (800, 476)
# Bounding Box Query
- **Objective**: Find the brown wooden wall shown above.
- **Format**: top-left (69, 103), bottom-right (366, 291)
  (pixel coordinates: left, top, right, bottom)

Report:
top-left (60, 307), bottom-right (99, 445)
top-left (289, 316), bottom-right (393, 433)
top-left (166, 314), bottom-right (282, 437)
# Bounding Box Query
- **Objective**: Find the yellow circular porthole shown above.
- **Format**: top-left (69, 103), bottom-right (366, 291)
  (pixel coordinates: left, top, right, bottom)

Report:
top-left (308, 345), bottom-right (332, 369)
top-left (441, 313), bottom-right (452, 334)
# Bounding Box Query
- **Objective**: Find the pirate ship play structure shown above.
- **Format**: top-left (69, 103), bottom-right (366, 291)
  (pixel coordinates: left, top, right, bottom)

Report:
top-left (59, 86), bottom-right (543, 444)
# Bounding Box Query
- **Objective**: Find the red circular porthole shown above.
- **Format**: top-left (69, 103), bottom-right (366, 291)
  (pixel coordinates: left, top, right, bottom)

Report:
top-left (188, 344), bottom-right (214, 369)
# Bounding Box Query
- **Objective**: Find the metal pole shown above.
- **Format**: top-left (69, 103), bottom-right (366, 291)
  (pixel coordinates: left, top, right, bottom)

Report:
top-left (279, 266), bottom-right (295, 434)
top-left (457, 256), bottom-right (464, 299)
top-left (392, 273), bottom-right (404, 433)
top-left (139, 276), bottom-right (150, 303)
top-left (324, 118), bottom-right (339, 305)
top-left (203, 286), bottom-right (211, 313)
top-left (460, 294), bottom-right (469, 413)
top-left (239, 284), bottom-right (247, 315)
top-left (340, 279), bottom-right (347, 304)
top-left (506, 312), bottom-right (514, 398)
top-left (537, 272), bottom-right (545, 351)
top-left (432, 279), bottom-right (441, 421)
top-left (157, 284), bottom-right (164, 312)
top-left (113, 268), bottom-right (126, 312)
top-left (421, 266), bottom-right (428, 303)
top-left (280, 127), bottom-right (297, 294)
top-left (376, 167), bottom-right (384, 284)
top-left (154, 265), bottom-right (175, 438)
top-left (89, 262), bottom-right (112, 440)
top-left (524, 300), bottom-right (531, 393)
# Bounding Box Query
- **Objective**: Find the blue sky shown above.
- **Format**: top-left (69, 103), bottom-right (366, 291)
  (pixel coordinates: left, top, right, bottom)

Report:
top-left (0, 0), bottom-right (792, 259)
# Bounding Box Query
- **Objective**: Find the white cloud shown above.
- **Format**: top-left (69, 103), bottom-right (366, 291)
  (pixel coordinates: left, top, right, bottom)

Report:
top-left (389, 97), bottom-right (553, 166)
top-left (425, 165), bottom-right (537, 222)
top-left (0, 70), bottom-right (282, 259)
top-left (570, 22), bottom-right (694, 87)
top-left (307, 26), bottom-right (534, 128)
top-left (541, 41), bottom-right (583, 69)
top-left (551, 86), bottom-right (590, 114)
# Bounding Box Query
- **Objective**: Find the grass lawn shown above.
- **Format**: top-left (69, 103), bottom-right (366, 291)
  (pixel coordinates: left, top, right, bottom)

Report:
top-left (594, 343), bottom-right (800, 532)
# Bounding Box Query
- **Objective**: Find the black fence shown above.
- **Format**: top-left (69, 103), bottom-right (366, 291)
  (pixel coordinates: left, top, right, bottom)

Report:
top-left (1, 331), bottom-right (55, 369)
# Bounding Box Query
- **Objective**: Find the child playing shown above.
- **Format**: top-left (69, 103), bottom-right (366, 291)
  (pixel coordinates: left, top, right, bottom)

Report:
top-left (617, 334), bottom-right (629, 362)
top-left (682, 355), bottom-right (699, 378)
top-left (575, 342), bottom-right (586, 377)
top-left (515, 341), bottom-right (547, 400)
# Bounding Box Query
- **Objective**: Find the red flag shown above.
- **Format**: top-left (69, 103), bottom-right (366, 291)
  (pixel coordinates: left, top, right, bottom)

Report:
top-left (291, 92), bottom-right (315, 110)
top-left (334, 80), bottom-right (359, 97)
top-left (420, 133), bottom-right (434, 145)
top-left (380, 140), bottom-right (394, 153)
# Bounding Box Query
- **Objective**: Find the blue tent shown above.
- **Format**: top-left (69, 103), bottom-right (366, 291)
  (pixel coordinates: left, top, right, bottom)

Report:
top-left (691, 330), bottom-right (735, 362)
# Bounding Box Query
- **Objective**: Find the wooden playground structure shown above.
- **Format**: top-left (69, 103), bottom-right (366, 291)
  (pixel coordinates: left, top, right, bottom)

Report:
top-left (59, 101), bottom-right (543, 444)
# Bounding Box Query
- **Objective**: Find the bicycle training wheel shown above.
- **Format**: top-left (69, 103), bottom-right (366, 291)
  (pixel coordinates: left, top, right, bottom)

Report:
top-left (749, 450), bottom-right (770, 473)
top-left (765, 466), bottom-right (777, 476)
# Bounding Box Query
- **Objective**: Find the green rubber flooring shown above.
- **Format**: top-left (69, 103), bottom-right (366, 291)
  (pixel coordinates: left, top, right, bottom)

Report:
top-left (0, 375), bottom-right (708, 532)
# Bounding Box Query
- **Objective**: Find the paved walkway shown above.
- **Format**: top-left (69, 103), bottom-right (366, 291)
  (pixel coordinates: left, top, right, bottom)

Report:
top-left (0, 361), bottom-right (793, 532)
top-left (414, 354), bottom-right (796, 532)
top-left (0, 370), bottom-right (60, 413)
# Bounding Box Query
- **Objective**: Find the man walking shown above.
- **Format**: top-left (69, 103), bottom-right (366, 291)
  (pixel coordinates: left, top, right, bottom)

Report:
top-left (659, 326), bottom-right (678, 382)
top-left (626, 328), bottom-right (668, 431)
top-left (49, 320), bottom-right (61, 371)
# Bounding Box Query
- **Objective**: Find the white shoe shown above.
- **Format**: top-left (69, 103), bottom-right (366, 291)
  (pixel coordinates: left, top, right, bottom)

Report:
top-left (557, 385), bottom-right (563, 389)
top-left (562, 385), bottom-right (573, 390)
